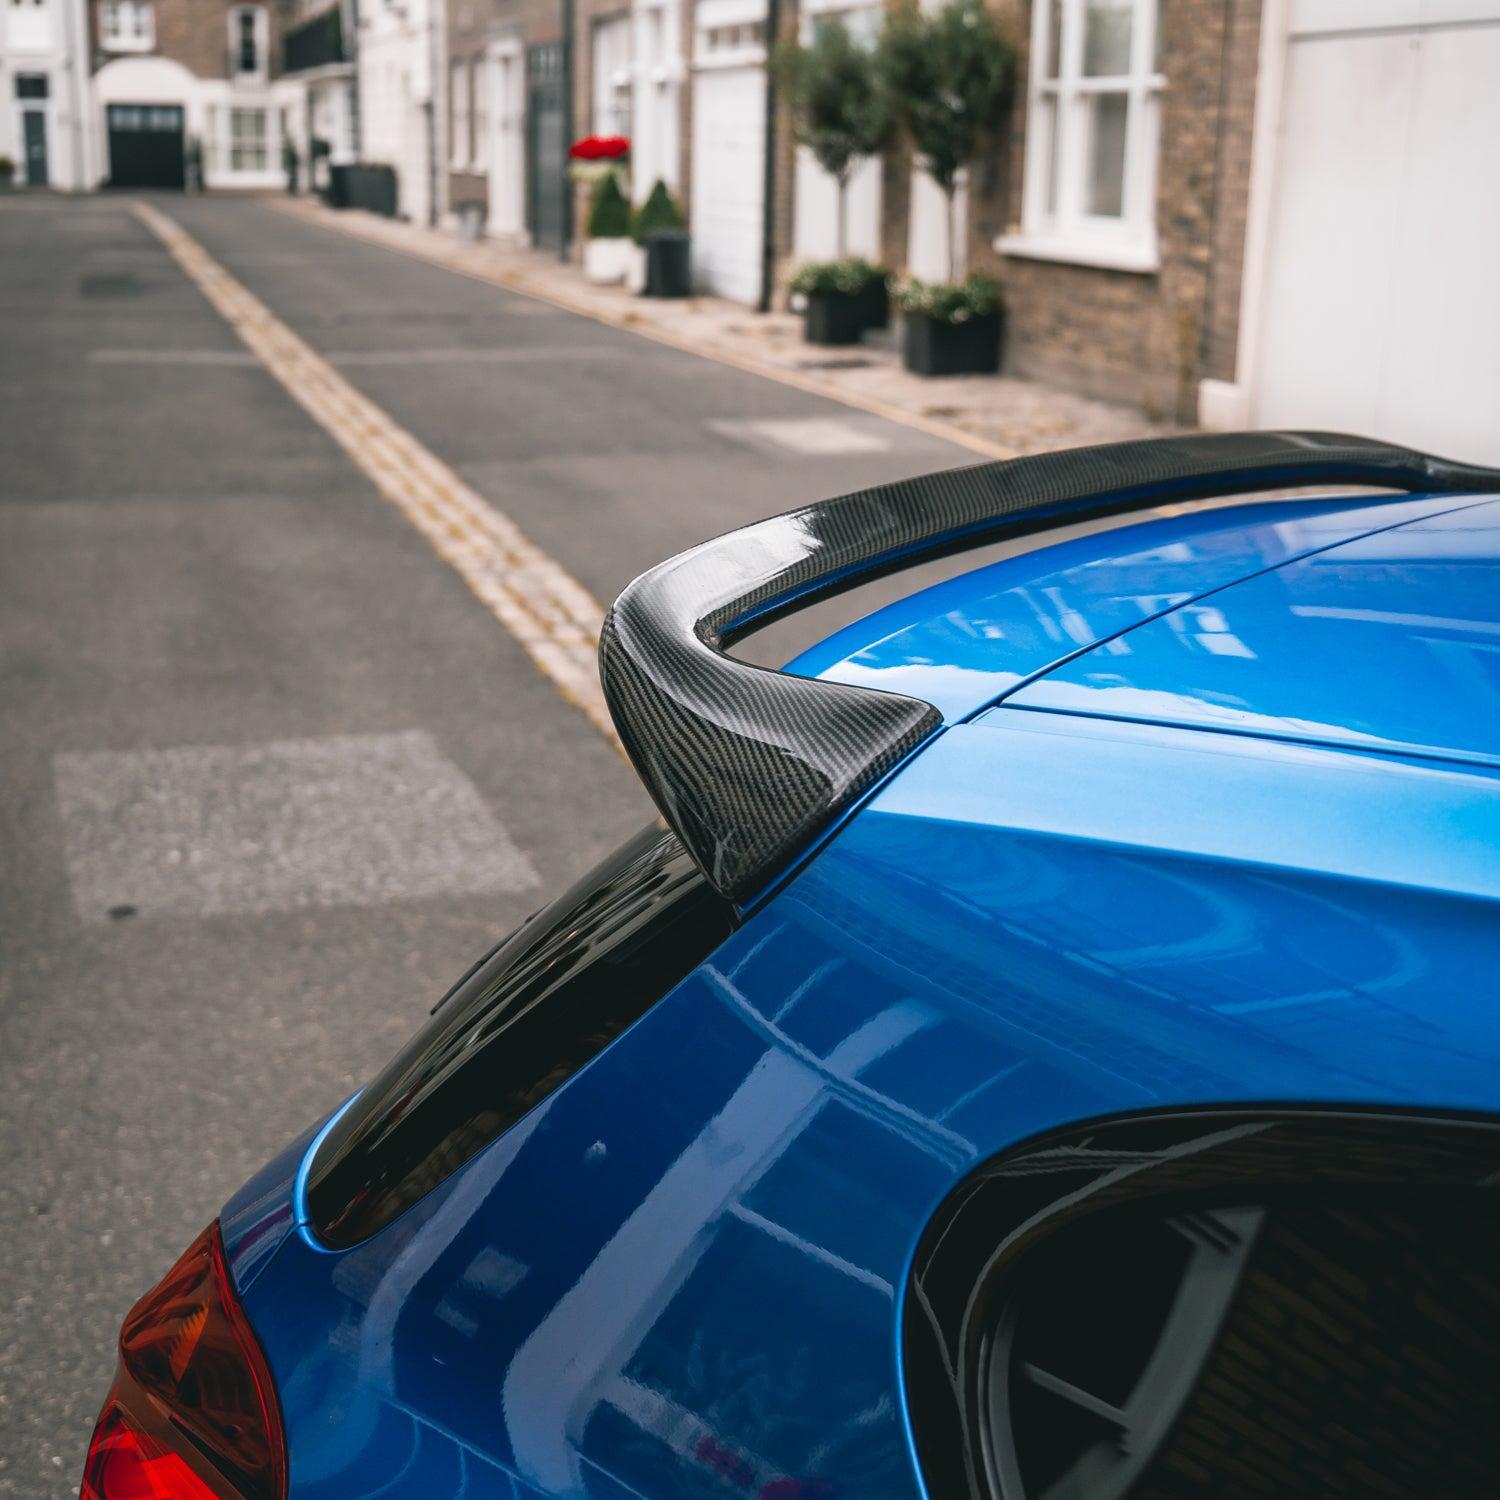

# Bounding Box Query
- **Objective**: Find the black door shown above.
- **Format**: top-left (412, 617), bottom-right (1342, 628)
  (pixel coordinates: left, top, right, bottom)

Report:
top-left (107, 104), bottom-right (186, 190)
top-left (526, 44), bottom-right (566, 253)
top-left (22, 111), bottom-right (48, 185)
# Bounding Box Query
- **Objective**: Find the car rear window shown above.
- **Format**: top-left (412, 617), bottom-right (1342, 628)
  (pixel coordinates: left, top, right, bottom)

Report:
top-left (304, 823), bottom-right (737, 1247)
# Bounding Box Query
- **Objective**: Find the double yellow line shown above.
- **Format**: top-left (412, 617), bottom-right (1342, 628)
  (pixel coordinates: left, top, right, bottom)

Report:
top-left (133, 201), bottom-right (620, 749)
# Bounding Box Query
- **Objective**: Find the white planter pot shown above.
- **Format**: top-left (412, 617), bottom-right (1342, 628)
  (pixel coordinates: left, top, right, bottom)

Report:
top-left (584, 237), bottom-right (633, 285)
top-left (624, 242), bottom-right (647, 294)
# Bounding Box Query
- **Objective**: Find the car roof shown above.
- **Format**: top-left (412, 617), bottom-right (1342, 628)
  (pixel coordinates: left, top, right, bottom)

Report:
top-left (1007, 495), bottom-right (1500, 769)
top-left (788, 490), bottom-right (1498, 731)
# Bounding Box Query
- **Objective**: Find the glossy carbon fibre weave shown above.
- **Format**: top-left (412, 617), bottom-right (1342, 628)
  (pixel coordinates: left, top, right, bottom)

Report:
top-left (599, 431), bottom-right (1500, 902)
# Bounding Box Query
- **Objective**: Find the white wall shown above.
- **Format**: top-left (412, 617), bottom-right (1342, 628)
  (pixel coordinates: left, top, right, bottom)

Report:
top-left (1224, 0), bottom-right (1500, 462)
top-left (358, 0), bottom-right (439, 223)
top-left (0, 0), bottom-right (95, 188)
top-left (630, 0), bottom-right (683, 199)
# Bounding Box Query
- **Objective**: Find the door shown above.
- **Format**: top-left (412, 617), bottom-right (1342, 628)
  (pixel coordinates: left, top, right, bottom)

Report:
top-left (689, 53), bottom-right (765, 304)
top-left (488, 48), bottom-right (525, 236)
top-left (106, 104), bottom-right (186, 190)
top-left (526, 43), bottom-right (567, 252)
top-left (1252, 4), bottom-right (1500, 462)
top-left (22, 110), bottom-right (48, 186)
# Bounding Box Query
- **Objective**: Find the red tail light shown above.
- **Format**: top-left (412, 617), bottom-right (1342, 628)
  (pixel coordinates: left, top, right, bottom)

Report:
top-left (82, 1221), bottom-right (287, 1500)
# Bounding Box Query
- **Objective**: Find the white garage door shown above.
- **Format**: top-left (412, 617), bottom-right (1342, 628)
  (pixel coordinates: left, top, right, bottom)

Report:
top-left (690, 35), bottom-right (766, 304)
top-left (1253, 1), bottom-right (1500, 462)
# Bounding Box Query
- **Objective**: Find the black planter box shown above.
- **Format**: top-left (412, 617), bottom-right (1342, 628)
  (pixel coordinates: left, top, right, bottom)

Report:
top-left (852, 276), bottom-right (889, 331)
top-left (902, 309), bottom-right (1002, 376)
top-left (644, 230), bottom-right (692, 297)
top-left (804, 290), bottom-right (865, 345)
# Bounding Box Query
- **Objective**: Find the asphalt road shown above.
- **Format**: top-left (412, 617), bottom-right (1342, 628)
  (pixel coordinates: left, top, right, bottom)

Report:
top-left (0, 192), bottom-right (974, 1497)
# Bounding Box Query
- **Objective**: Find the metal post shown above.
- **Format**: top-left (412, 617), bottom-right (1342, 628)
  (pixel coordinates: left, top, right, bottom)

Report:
top-left (757, 0), bottom-right (781, 313)
top-left (560, 0), bottom-right (575, 259)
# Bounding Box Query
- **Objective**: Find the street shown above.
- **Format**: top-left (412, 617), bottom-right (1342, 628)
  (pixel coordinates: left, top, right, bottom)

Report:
top-left (0, 192), bottom-right (974, 1497)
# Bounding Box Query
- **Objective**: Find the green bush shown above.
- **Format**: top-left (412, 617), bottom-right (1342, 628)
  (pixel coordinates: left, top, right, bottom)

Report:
top-left (788, 258), bottom-right (889, 297)
top-left (893, 273), bottom-right (1002, 324)
top-left (0, 156), bottom-right (15, 178)
top-left (587, 172), bottom-right (632, 239)
top-left (631, 179), bottom-right (686, 244)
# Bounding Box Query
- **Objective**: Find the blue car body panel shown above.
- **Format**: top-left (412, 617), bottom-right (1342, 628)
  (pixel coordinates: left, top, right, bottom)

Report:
top-left (1008, 496), bottom-right (1500, 765)
top-left (787, 491), bottom-right (1486, 722)
top-left (228, 491), bottom-right (1500, 1500)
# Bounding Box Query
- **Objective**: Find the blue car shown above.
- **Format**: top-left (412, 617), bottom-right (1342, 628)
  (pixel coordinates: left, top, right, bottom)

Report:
top-left (83, 433), bottom-right (1500, 1500)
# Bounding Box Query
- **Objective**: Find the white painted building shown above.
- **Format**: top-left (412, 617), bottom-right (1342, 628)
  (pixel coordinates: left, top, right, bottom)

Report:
top-left (89, 1), bottom-right (302, 191)
top-left (589, 0), bottom-right (682, 205)
top-left (1201, 0), bottom-right (1500, 463)
top-left (280, 0), bottom-right (357, 193)
top-left (689, 0), bottom-right (766, 304)
top-left (357, 0), bottom-right (442, 225)
top-left (1, 0), bottom-right (94, 188)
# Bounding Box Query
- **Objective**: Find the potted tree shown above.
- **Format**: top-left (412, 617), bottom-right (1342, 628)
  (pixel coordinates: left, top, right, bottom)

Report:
top-left (0, 156), bottom-right (16, 192)
top-left (893, 273), bottom-right (1003, 374)
top-left (788, 258), bottom-right (889, 345)
top-left (584, 171), bottom-right (634, 284)
top-left (774, 17), bottom-right (892, 342)
top-left (879, 0), bottom-right (1015, 373)
top-left (632, 179), bottom-right (691, 298)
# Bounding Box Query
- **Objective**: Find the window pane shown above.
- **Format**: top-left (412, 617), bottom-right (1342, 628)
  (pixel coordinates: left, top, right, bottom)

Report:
top-left (1036, 93), bottom-right (1059, 216)
top-left (1083, 0), bottom-right (1132, 77)
top-left (1084, 89), bottom-right (1127, 217)
top-left (1042, 0), bottom-right (1062, 79)
top-left (991, 1193), bottom-right (1500, 1499)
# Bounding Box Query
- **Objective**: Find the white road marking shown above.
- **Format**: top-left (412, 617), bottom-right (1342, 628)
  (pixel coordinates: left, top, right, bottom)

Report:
top-left (133, 200), bottom-right (619, 746)
top-left (54, 730), bottom-right (539, 920)
top-left (324, 345), bottom-right (627, 367)
top-left (708, 416), bottom-right (892, 456)
top-left (89, 349), bottom-right (260, 365)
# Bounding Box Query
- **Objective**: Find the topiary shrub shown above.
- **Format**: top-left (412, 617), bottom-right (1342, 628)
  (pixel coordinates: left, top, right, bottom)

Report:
top-left (879, 0), bottom-right (1016, 283)
top-left (772, 18), bottom-right (891, 259)
top-left (587, 172), bottom-right (632, 239)
top-left (787, 257), bottom-right (888, 297)
top-left (631, 179), bottom-right (686, 244)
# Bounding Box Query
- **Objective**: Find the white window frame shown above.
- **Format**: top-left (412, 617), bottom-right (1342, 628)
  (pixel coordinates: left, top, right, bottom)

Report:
top-left (449, 58), bottom-right (470, 168)
top-left (99, 0), bottom-right (154, 52)
top-left (471, 53), bottom-right (489, 170)
top-left (591, 12), bottom-right (633, 139)
top-left (998, 0), bottom-right (1163, 273)
top-left (228, 5), bottom-right (269, 82)
top-left (228, 105), bottom-right (269, 171)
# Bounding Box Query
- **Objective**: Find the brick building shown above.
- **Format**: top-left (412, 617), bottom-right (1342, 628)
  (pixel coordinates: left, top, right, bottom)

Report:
top-left (87, 0), bottom-right (300, 188)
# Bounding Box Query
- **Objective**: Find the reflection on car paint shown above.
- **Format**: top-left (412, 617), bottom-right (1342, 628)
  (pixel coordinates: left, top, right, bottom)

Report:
top-left (247, 698), bottom-right (1500, 1498)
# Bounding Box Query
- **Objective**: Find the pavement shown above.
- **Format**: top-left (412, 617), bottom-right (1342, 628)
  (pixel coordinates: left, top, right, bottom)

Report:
top-left (0, 191), bottom-right (996, 1497)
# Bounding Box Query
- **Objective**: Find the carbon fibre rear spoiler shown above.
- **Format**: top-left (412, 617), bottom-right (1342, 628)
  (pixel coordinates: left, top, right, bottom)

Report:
top-left (599, 431), bottom-right (1500, 903)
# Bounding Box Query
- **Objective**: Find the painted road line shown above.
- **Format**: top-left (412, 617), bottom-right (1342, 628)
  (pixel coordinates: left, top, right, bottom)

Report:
top-left (266, 197), bottom-right (1020, 464)
top-left (132, 200), bottom-right (620, 750)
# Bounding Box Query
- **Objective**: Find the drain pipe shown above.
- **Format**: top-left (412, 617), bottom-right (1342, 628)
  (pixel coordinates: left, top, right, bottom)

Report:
top-left (560, 0), bottom-right (576, 259)
top-left (756, 0), bottom-right (781, 312)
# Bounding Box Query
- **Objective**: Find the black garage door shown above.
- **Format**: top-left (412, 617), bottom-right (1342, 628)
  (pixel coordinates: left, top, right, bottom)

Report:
top-left (107, 104), bottom-right (186, 190)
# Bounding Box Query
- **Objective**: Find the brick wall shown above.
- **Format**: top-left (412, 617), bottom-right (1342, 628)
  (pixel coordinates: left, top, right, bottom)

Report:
top-left (957, 0), bottom-right (1263, 420)
top-left (128, 0), bottom-right (287, 83)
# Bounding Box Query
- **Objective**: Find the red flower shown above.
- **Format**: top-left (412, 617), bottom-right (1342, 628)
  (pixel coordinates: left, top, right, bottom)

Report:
top-left (568, 134), bottom-right (630, 161)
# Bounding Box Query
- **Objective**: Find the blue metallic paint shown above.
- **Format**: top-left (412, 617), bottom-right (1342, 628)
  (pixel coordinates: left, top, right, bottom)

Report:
top-left (789, 492), bottom-right (1486, 722)
top-left (228, 490), bottom-right (1500, 1500)
top-left (1010, 497), bottom-right (1500, 766)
